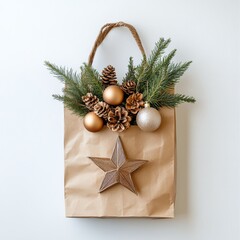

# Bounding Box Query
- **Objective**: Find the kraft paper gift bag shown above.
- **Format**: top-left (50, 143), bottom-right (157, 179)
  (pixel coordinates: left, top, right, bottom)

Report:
top-left (61, 22), bottom-right (179, 218)
top-left (45, 21), bottom-right (194, 218)
top-left (64, 107), bottom-right (176, 218)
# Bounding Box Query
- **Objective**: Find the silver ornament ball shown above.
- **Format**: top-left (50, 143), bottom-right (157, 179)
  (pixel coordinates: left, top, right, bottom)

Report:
top-left (136, 104), bottom-right (161, 132)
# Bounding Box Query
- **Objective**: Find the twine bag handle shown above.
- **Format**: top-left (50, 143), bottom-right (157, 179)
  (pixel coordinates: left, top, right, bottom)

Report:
top-left (88, 21), bottom-right (146, 66)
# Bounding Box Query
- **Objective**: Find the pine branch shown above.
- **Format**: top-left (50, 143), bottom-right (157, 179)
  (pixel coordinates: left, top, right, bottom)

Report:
top-left (160, 61), bottom-right (192, 90)
top-left (81, 64), bottom-right (103, 100)
top-left (45, 61), bottom-right (78, 84)
top-left (52, 94), bottom-right (88, 117)
top-left (142, 49), bottom-right (176, 98)
top-left (149, 91), bottom-right (196, 109)
top-left (154, 49), bottom-right (177, 77)
top-left (45, 61), bottom-right (104, 117)
top-left (135, 39), bottom-right (195, 108)
top-left (148, 38), bottom-right (171, 70)
top-left (136, 38), bottom-right (171, 92)
top-left (135, 59), bottom-right (147, 91)
top-left (162, 49), bottom-right (177, 66)
top-left (122, 57), bottom-right (137, 82)
top-left (44, 61), bottom-right (86, 96)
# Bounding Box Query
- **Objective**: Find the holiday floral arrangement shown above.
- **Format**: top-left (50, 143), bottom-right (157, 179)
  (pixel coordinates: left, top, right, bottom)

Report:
top-left (45, 38), bottom-right (195, 133)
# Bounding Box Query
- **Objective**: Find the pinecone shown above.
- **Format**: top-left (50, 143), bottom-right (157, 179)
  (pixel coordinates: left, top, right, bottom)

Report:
top-left (125, 93), bottom-right (144, 114)
top-left (121, 80), bottom-right (136, 95)
top-left (107, 106), bottom-right (132, 132)
top-left (101, 65), bottom-right (117, 86)
top-left (82, 93), bottom-right (99, 111)
top-left (94, 101), bottom-right (110, 120)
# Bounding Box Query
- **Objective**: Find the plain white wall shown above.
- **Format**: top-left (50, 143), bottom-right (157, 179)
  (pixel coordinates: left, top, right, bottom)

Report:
top-left (0, 0), bottom-right (239, 239)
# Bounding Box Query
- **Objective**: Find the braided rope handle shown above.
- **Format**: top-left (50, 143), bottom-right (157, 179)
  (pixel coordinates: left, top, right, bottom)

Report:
top-left (88, 22), bottom-right (146, 66)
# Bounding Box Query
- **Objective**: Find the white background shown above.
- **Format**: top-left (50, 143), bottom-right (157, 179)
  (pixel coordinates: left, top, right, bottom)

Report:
top-left (0, 0), bottom-right (239, 239)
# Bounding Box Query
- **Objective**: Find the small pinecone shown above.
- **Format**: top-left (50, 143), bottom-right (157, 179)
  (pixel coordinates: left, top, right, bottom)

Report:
top-left (101, 65), bottom-right (117, 86)
top-left (121, 80), bottom-right (136, 95)
top-left (82, 93), bottom-right (99, 111)
top-left (126, 93), bottom-right (144, 114)
top-left (94, 101), bottom-right (110, 120)
top-left (107, 106), bottom-right (132, 132)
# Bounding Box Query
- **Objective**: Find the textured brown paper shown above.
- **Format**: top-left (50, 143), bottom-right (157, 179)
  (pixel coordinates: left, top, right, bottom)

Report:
top-left (64, 107), bottom-right (176, 218)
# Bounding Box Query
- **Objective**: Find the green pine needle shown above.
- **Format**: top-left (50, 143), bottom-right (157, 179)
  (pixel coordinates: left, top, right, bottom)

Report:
top-left (52, 94), bottom-right (88, 116)
top-left (122, 57), bottom-right (137, 83)
top-left (45, 61), bottom-right (102, 117)
top-left (148, 38), bottom-right (171, 69)
top-left (161, 61), bottom-right (192, 90)
top-left (136, 38), bottom-right (171, 92)
top-left (150, 92), bottom-right (196, 109)
top-left (81, 64), bottom-right (103, 99)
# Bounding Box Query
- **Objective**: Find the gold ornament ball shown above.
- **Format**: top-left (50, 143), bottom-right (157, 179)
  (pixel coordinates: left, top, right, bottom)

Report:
top-left (83, 112), bottom-right (104, 132)
top-left (103, 85), bottom-right (124, 105)
top-left (136, 103), bottom-right (161, 132)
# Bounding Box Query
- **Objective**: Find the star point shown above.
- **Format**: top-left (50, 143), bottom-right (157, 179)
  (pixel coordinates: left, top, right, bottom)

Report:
top-left (89, 136), bottom-right (148, 194)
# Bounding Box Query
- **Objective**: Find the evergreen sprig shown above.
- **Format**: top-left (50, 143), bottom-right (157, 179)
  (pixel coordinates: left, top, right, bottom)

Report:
top-left (52, 94), bottom-right (88, 116)
top-left (44, 61), bottom-right (102, 116)
top-left (149, 91), bottom-right (196, 109)
top-left (122, 57), bottom-right (136, 83)
top-left (80, 64), bottom-right (103, 99)
top-left (128, 38), bottom-right (196, 107)
top-left (135, 38), bottom-right (171, 92)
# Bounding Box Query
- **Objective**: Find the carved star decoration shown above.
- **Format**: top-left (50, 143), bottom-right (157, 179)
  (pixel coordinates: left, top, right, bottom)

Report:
top-left (89, 137), bottom-right (148, 194)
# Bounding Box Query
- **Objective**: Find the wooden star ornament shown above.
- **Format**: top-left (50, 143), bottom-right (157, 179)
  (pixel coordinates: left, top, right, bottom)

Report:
top-left (89, 137), bottom-right (148, 194)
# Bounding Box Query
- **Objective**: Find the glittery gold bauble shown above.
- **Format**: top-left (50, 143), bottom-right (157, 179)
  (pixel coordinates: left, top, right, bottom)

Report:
top-left (103, 85), bottom-right (124, 105)
top-left (83, 112), bottom-right (104, 132)
top-left (136, 103), bottom-right (161, 132)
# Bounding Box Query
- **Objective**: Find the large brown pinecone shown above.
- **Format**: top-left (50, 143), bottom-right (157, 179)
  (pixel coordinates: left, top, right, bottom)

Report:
top-left (82, 93), bottom-right (99, 111)
top-left (121, 80), bottom-right (136, 95)
top-left (107, 106), bottom-right (132, 132)
top-left (125, 93), bottom-right (144, 114)
top-left (94, 101), bottom-right (110, 120)
top-left (101, 65), bottom-right (117, 86)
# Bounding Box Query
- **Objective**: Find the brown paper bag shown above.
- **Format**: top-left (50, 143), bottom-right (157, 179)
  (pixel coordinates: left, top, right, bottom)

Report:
top-left (64, 22), bottom-right (176, 218)
top-left (64, 107), bottom-right (176, 218)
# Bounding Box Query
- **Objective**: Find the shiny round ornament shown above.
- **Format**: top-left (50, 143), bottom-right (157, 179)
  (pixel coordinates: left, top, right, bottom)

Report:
top-left (136, 103), bottom-right (161, 132)
top-left (83, 112), bottom-right (104, 132)
top-left (103, 85), bottom-right (124, 105)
